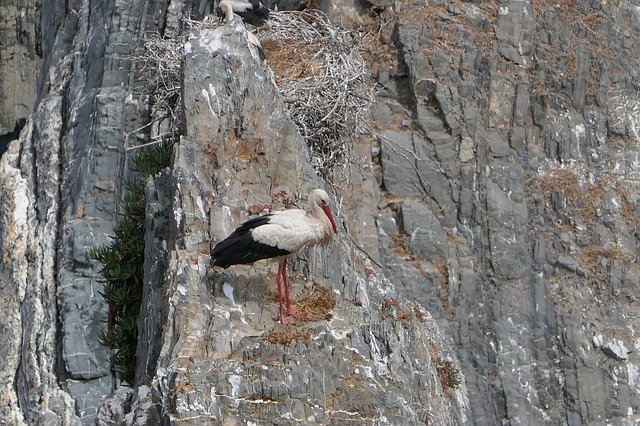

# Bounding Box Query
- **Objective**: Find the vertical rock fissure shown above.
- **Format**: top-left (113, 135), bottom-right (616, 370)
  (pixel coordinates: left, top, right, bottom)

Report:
top-left (53, 78), bottom-right (72, 397)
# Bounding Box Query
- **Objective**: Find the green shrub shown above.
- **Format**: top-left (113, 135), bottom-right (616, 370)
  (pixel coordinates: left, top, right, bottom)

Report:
top-left (88, 137), bottom-right (174, 385)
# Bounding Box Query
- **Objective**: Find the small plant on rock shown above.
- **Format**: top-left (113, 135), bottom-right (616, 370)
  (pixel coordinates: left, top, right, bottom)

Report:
top-left (436, 359), bottom-right (462, 395)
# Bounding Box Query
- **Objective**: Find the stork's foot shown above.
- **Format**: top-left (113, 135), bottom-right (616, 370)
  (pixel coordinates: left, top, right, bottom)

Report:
top-left (273, 308), bottom-right (301, 325)
top-left (278, 315), bottom-right (297, 325)
top-left (286, 307), bottom-right (301, 319)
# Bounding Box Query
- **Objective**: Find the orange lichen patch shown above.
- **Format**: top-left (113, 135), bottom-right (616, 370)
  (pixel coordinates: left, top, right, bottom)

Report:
top-left (295, 283), bottom-right (336, 322)
top-left (266, 325), bottom-right (311, 345)
top-left (261, 39), bottom-right (323, 85)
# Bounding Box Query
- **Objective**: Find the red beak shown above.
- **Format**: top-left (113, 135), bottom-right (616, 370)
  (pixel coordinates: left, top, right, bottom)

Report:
top-left (322, 205), bottom-right (337, 233)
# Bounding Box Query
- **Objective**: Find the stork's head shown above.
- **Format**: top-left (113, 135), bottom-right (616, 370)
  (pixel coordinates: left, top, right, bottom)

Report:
top-left (309, 189), bottom-right (337, 234)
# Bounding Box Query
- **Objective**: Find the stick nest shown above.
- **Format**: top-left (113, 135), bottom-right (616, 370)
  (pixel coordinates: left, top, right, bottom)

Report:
top-left (132, 17), bottom-right (221, 139)
top-left (133, 12), bottom-right (373, 181)
top-left (257, 11), bottom-right (374, 179)
top-left (133, 33), bottom-right (183, 138)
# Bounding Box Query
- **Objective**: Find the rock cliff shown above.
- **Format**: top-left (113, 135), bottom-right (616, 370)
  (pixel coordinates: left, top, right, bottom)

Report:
top-left (1, 0), bottom-right (640, 424)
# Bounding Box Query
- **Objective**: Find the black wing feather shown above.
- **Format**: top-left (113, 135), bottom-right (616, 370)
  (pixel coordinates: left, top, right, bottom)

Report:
top-left (236, 0), bottom-right (269, 26)
top-left (211, 215), bottom-right (290, 268)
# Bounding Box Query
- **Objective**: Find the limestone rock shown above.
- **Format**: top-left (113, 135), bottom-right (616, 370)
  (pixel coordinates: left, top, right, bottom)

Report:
top-left (2, 0), bottom-right (640, 424)
top-left (124, 22), bottom-right (468, 424)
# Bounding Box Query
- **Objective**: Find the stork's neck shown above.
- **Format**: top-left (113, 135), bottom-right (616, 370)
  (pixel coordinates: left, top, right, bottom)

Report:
top-left (310, 203), bottom-right (334, 243)
top-left (221, 1), bottom-right (234, 22)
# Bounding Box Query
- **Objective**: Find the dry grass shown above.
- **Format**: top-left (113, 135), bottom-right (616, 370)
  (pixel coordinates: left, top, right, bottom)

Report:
top-left (395, 309), bottom-right (413, 329)
top-left (530, 0), bottom-right (626, 105)
top-left (529, 167), bottom-right (611, 223)
top-left (265, 283), bottom-right (335, 345)
top-left (393, 234), bottom-right (410, 258)
top-left (380, 298), bottom-right (427, 329)
top-left (580, 244), bottom-right (634, 283)
top-left (266, 326), bottom-right (311, 345)
top-left (295, 283), bottom-right (336, 322)
top-left (429, 340), bottom-right (461, 397)
top-left (619, 196), bottom-right (640, 229)
top-left (260, 39), bottom-right (324, 84)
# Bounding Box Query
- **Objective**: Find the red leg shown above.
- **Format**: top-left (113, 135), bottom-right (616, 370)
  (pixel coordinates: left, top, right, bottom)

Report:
top-left (275, 262), bottom-right (285, 323)
top-left (281, 260), bottom-right (300, 318)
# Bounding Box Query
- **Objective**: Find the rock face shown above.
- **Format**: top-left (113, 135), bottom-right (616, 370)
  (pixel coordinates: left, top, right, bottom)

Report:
top-left (1, 0), bottom-right (640, 425)
top-left (0, 0), bottom-right (39, 154)
top-left (114, 21), bottom-right (467, 424)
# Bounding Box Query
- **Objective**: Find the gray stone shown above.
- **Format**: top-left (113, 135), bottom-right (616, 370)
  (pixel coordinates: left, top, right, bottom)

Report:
top-left (0, 0), bottom-right (39, 138)
top-left (486, 178), bottom-right (528, 225)
top-left (379, 130), bottom-right (454, 225)
top-left (2, 0), bottom-right (640, 424)
top-left (459, 136), bottom-right (475, 163)
top-left (487, 129), bottom-right (511, 158)
top-left (400, 199), bottom-right (449, 259)
top-left (602, 339), bottom-right (630, 360)
top-left (556, 255), bottom-right (587, 277)
top-left (572, 46), bottom-right (591, 111)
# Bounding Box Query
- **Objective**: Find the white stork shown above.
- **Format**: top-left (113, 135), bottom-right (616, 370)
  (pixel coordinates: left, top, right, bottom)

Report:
top-left (218, 0), bottom-right (270, 27)
top-left (212, 189), bottom-right (338, 324)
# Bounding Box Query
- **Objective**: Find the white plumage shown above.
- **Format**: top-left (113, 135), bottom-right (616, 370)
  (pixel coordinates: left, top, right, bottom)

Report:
top-left (212, 189), bottom-right (337, 323)
top-left (252, 209), bottom-right (333, 252)
top-left (218, 0), bottom-right (270, 26)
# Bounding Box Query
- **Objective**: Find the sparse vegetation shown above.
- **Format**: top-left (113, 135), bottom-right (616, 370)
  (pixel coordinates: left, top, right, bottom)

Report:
top-left (531, 0), bottom-right (629, 105)
top-left (380, 297), bottom-right (429, 329)
top-left (429, 340), bottom-right (462, 396)
top-left (580, 244), bottom-right (634, 284)
top-left (295, 283), bottom-right (336, 322)
top-left (265, 283), bottom-right (335, 345)
top-left (267, 326), bottom-right (311, 345)
top-left (88, 136), bottom-right (174, 385)
top-left (436, 359), bottom-right (462, 395)
top-left (528, 167), bottom-right (610, 224)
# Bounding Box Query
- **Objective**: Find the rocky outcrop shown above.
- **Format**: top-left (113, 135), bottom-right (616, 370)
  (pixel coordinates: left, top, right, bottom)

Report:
top-left (0, 0), bottom-right (184, 423)
top-left (2, 0), bottom-right (640, 424)
top-left (108, 21), bottom-right (467, 424)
